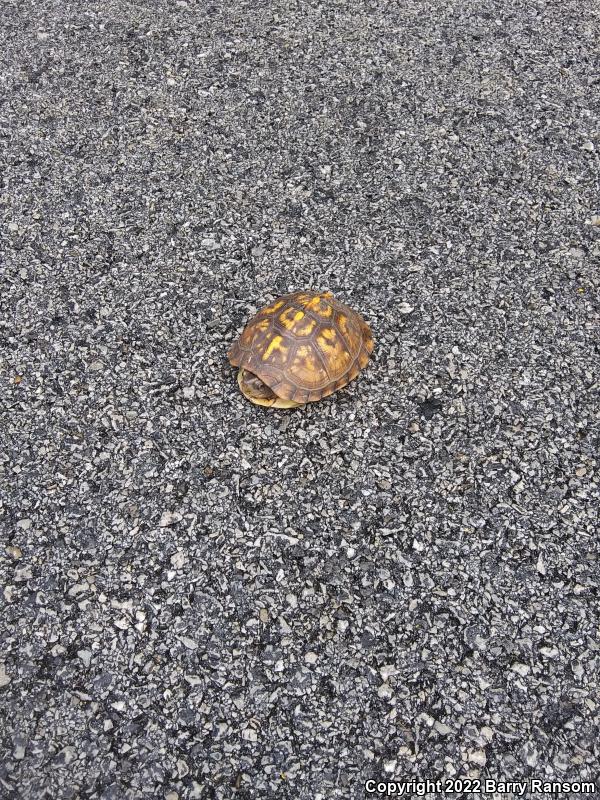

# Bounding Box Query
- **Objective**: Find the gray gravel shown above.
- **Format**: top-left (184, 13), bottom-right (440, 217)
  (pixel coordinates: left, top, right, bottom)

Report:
top-left (1, 0), bottom-right (599, 798)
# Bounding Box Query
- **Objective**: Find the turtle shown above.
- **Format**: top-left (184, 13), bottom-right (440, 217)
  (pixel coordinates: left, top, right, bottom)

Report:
top-left (227, 290), bottom-right (374, 408)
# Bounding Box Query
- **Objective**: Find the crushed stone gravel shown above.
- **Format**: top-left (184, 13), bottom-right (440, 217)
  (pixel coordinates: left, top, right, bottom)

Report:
top-left (1, 0), bottom-right (599, 798)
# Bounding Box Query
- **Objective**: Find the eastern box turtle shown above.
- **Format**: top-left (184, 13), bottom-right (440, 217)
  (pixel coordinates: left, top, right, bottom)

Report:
top-left (228, 290), bottom-right (374, 408)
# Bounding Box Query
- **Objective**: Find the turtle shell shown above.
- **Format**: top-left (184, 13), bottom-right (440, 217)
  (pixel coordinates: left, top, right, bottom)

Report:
top-left (227, 291), bottom-right (374, 404)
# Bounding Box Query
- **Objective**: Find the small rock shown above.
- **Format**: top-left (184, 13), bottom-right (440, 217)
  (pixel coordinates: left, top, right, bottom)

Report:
top-left (159, 511), bottom-right (182, 527)
top-left (304, 651), bottom-right (318, 664)
top-left (553, 752), bottom-right (569, 771)
top-left (380, 664), bottom-right (398, 681)
top-left (523, 742), bottom-right (538, 767)
top-left (581, 140), bottom-right (594, 152)
top-left (468, 749), bottom-right (487, 766)
top-left (170, 550), bottom-right (186, 569)
top-left (481, 726), bottom-right (494, 742)
top-left (77, 650), bottom-right (92, 667)
top-left (511, 662), bottom-right (530, 676)
top-left (434, 721), bottom-right (453, 735)
top-left (189, 782), bottom-right (204, 799)
top-left (377, 683), bottom-right (394, 700)
top-left (176, 759), bottom-right (189, 778)
top-left (68, 582), bottom-right (88, 597)
top-left (14, 566), bottom-right (33, 581)
top-left (0, 665), bottom-right (11, 688)
top-left (536, 553), bottom-right (546, 575)
top-left (54, 746), bottom-right (76, 765)
top-left (13, 738), bottom-right (26, 760)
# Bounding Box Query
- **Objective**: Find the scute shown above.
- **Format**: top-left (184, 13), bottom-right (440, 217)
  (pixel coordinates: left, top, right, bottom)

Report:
top-left (335, 310), bottom-right (360, 346)
top-left (305, 294), bottom-right (334, 318)
top-left (314, 327), bottom-right (352, 376)
top-left (261, 334), bottom-right (291, 368)
top-left (290, 343), bottom-right (330, 388)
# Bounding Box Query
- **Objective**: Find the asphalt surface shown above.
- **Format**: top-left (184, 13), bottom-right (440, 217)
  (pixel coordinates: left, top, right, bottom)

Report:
top-left (1, 0), bottom-right (599, 798)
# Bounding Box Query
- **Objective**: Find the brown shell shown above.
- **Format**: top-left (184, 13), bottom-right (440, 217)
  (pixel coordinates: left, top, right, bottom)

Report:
top-left (228, 291), bottom-right (374, 404)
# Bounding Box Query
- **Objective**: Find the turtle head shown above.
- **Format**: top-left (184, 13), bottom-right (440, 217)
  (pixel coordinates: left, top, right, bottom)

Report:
top-left (239, 369), bottom-right (277, 402)
top-left (238, 369), bottom-right (302, 409)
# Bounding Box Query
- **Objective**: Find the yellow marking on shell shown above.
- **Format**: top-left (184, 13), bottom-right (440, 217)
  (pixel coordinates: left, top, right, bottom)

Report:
top-left (336, 312), bottom-right (357, 344)
top-left (262, 300), bottom-right (285, 314)
top-left (293, 317), bottom-right (317, 337)
top-left (241, 316), bottom-right (270, 349)
top-left (337, 311), bottom-right (367, 354)
top-left (293, 293), bottom-right (311, 306)
top-left (278, 306), bottom-right (303, 330)
top-left (263, 335), bottom-right (285, 360)
top-left (317, 330), bottom-right (352, 374)
top-left (306, 295), bottom-right (333, 317)
top-left (293, 311), bottom-right (305, 323)
top-left (291, 344), bottom-right (328, 387)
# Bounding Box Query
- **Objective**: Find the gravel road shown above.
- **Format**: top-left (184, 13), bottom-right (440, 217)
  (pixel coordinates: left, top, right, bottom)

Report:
top-left (1, 0), bottom-right (599, 798)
